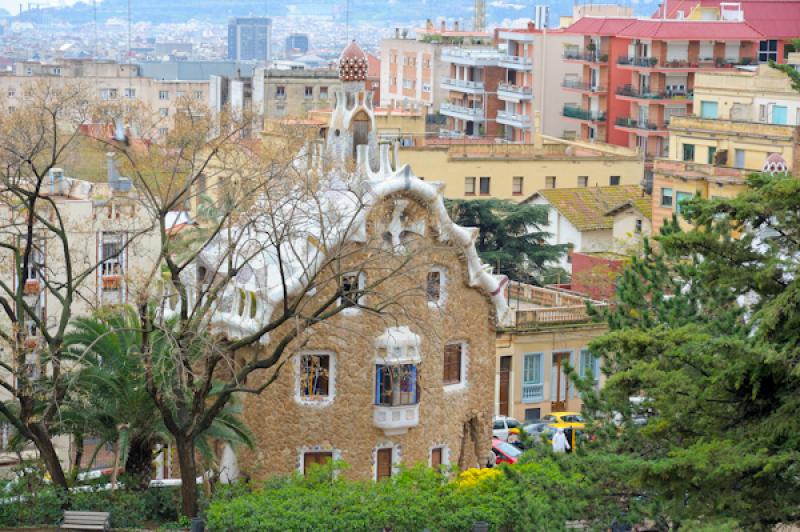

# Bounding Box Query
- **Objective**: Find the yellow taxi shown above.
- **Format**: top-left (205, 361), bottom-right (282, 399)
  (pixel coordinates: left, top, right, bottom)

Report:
top-left (542, 411), bottom-right (585, 429)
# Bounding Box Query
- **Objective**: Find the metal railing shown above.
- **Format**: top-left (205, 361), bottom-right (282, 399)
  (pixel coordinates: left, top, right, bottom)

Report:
top-left (616, 85), bottom-right (692, 100)
top-left (498, 82), bottom-right (533, 96)
top-left (496, 110), bottom-right (531, 126)
top-left (563, 50), bottom-right (608, 63)
top-left (440, 102), bottom-right (484, 120)
top-left (615, 117), bottom-right (661, 130)
top-left (441, 47), bottom-right (503, 65)
top-left (440, 77), bottom-right (485, 91)
top-left (562, 105), bottom-right (606, 122)
top-left (562, 79), bottom-right (606, 92)
top-left (499, 54), bottom-right (533, 68)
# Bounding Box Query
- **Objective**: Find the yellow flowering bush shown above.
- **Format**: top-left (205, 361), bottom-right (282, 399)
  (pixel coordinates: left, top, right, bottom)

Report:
top-left (455, 467), bottom-right (501, 488)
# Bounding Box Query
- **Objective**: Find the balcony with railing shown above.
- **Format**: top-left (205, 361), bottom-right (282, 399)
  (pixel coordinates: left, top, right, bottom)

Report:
top-left (505, 283), bottom-right (606, 330)
top-left (562, 105), bottom-right (606, 122)
top-left (499, 54), bottom-right (533, 70)
top-left (496, 110), bottom-right (531, 129)
top-left (615, 116), bottom-right (669, 136)
top-left (497, 82), bottom-right (532, 101)
top-left (616, 85), bottom-right (692, 103)
top-left (441, 77), bottom-right (485, 94)
top-left (562, 79), bottom-right (607, 94)
top-left (563, 50), bottom-right (608, 63)
top-left (617, 56), bottom-right (755, 71)
top-left (441, 47), bottom-right (503, 66)
top-left (440, 102), bottom-right (485, 122)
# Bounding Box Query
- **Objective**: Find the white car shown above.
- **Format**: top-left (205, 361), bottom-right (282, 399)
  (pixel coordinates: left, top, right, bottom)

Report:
top-left (492, 415), bottom-right (522, 441)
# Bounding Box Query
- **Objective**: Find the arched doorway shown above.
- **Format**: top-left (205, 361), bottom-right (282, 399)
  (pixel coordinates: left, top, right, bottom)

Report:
top-left (351, 110), bottom-right (370, 159)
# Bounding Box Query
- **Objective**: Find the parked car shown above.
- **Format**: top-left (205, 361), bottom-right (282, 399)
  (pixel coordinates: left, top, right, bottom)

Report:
top-left (542, 411), bottom-right (585, 429)
top-left (492, 415), bottom-right (522, 441)
top-left (491, 437), bottom-right (523, 465)
top-left (522, 419), bottom-right (553, 444)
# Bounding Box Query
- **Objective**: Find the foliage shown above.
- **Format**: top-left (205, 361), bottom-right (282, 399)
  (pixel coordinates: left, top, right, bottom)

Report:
top-left (584, 173), bottom-right (800, 529)
top-left (769, 57), bottom-right (800, 93)
top-left (446, 199), bottom-right (567, 284)
top-left (206, 459), bottom-right (591, 532)
top-left (0, 486), bottom-right (182, 528)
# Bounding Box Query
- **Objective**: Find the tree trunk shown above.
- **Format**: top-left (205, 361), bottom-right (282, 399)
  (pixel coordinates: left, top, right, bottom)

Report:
top-left (175, 435), bottom-right (199, 518)
top-left (125, 436), bottom-right (156, 490)
top-left (70, 433), bottom-right (84, 483)
top-left (29, 424), bottom-right (68, 488)
top-left (110, 439), bottom-right (120, 491)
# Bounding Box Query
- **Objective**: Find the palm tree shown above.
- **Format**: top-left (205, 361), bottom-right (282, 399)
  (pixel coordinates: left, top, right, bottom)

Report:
top-left (63, 307), bottom-right (254, 490)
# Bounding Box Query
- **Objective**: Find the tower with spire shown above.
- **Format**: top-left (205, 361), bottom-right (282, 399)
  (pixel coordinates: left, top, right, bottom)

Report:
top-left (326, 41), bottom-right (378, 166)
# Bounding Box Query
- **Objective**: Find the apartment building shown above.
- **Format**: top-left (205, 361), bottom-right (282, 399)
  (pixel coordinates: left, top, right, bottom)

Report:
top-left (0, 59), bottom-right (207, 139)
top-left (380, 21), bottom-right (493, 112)
top-left (651, 57), bottom-right (800, 233)
top-left (563, 0), bottom-right (800, 157)
top-left (496, 283), bottom-right (607, 421)
top-left (253, 67), bottom-right (340, 120)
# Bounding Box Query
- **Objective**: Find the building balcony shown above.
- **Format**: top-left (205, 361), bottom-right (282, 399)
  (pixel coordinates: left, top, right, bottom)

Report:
top-left (562, 105), bottom-right (606, 123)
top-left (617, 56), bottom-right (755, 72)
top-left (440, 102), bottom-right (485, 122)
top-left (497, 82), bottom-right (532, 101)
top-left (563, 50), bottom-right (608, 64)
top-left (496, 110), bottom-right (532, 129)
top-left (441, 77), bottom-right (485, 94)
top-left (499, 54), bottom-right (533, 70)
top-left (616, 85), bottom-right (692, 103)
top-left (562, 79), bottom-right (607, 94)
top-left (373, 403), bottom-right (420, 436)
top-left (441, 47), bottom-right (502, 67)
top-left (615, 117), bottom-right (669, 136)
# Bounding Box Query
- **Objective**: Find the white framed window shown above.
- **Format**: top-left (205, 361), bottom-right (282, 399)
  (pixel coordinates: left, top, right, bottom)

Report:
top-left (295, 352), bottom-right (335, 406)
top-left (159, 90), bottom-right (169, 100)
top-left (443, 341), bottom-right (468, 391)
top-left (298, 445), bottom-right (341, 476)
top-left (99, 232), bottom-right (126, 302)
top-left (304, 86), bottom-right (313, 99)
top-left (578, 176), bottom-right (588, 187)
top-left (426, 267), bottom-right (447, 307)
top-left (124, 88), bottom-right (136, 98)
top-left (7, 87), bottom-right (15, 98)
top-left (578, 349), bottom-right (600, 389)
top-left (512, 176), bottom-right (523, 196)
top-left (522, 352), bottom-right (544, 403)
top-left (158, 127), bottom-right (169, 137)
top-left (159, 108), bottom-right (169, 117)
top-left (275, 86), bottom-right (286, 98)
top-left (194, 90), bottom-right (203, 100)
top-left (374, 443), bottom-right (401, 481)
top-left (545, 176), bottom-right (556, 189)
top-left (176, 90), bottom-right (185, 99)
top-left (338, 271), bottom-right (366, 310)
top-left (429, 444), bottom-right (450, 470)
top-left (464, 176), bottom-right (476, 195)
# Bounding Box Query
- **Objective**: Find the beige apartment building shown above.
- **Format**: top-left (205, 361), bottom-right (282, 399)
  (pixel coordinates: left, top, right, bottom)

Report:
top-left (253, 67), bottom-right (341, 120)
top-left (0, 59), bottom-right (208, 139)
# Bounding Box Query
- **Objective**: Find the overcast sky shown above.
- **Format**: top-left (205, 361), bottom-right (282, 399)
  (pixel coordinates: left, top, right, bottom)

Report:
top-left (0, 0), bottom-right (90, 16)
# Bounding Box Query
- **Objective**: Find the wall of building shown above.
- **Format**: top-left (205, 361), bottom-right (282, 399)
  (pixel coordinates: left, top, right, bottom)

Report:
top-left (238, 196), bottom-right (497, 480)
top-left (259, 70), bottom-right (340, 120)
top-left (495, 324), bottom-right (608, 422)
top-left (536, 32), bottom-right (584, 138)
top-left (612, 209), bottom-right (651, 254)
top-left (569, 251), bottom-right (627, 301)
top-left (380, 38), bottom-right (442, 110)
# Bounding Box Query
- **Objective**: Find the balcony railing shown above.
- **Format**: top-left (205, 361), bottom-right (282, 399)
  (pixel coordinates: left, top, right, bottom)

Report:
top-left (499, 54), bottom-right (533, 69)
top-left (496, 110), bottom-right (531, 128)
top-left (373, 403), bottom-right (420, 436)
top-left (615, 117), bottom-right (661, 131)
top-left (562, 105), bottom-right (606, 122)
top-left (617, 56), bottom-right (753, 69)
top-left (497, 82), bottom-right (533, 99)
top-left (563, 50), bottom-right (608, 63)
top-left (562, 79), bottom-right (607, 92)
top-left (441, 77), bottom-right (485, 92)
top-left (440, 102), bottom-right (484, 121)
top-left (441, 47), bottom-right (503, 66)
top-left (616, 85), bottom-right (692, 100)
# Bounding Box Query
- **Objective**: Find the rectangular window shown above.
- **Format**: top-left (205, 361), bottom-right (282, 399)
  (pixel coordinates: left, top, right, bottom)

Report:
top-left (339, 272), bottom-right (364, 307)
top-left (304, 86), bottom-right (313, 99)
top-left (578, 349), bottom-right (600, 387)
top-left (303, 452), bottom-right (333, 476)
top-left (300, 354), bottom-right (330, 399)
top-left (426, 270), bottom-right (441, 303)
top-left (100, 233), bottom-right (124, 280)
top-left (376, 365), bottom-right (418, 406)
top-left (479, 176), bottom-right (490, 195)
top-left (377, 448), bottom-right (393, 480)
top-left (430, 447), bottom-right (443, 469)
top-left (735, 149), bottom-right (745, 169)
top-left (443, 343), bottom-right (463, 385)
top-left (7, 87), bottom-right (15, 98)
top-left (276, 85), bottom-right (286, 98)
top-left (578, 176), bottom-right (588, 187)
top-left (100, 88), bottom-right (118, 100)
top-left (464, 177), bottom-right (476, 195)
top-left (522, 352), bottom-right (544, 402)
top-left (700, 101), bottom-right (718, 119)
top-left (158, 127), bottom-right (169, 137)
top-left (676, 191), bottom-right (693, 214)
top-left (524, 408), bottom-right (541, 421)
top-left (159, 90), bottom-right (169, 100)
top-left (545, 176), bottom-right (556, 189)
top-left (159, 107), bottom-right (169, 117)
top-left (635, 219), bottom-right (643, 233)
top-left (194, 90), bottom-right (203, 100)
top-left (512, 176), bottom-right (523, 195)
top-left (682, 143), bottom-right (695, 162)
top-left (124, 88), bottom-right (136, 98)
top-left (176, 91), bottom-right (185, 99)
top-left (610, 175), bottom-right (620, 186)
top-left (707, 147), bottom-right (717, 165)
top-left (319, 87), bottom-right (328, 99)
top-left (771, 105), bottom-right (788, 125)
top-left (759, 104), bottom-right (768, 122)
top-left (661, 187), bottom-right (673, 207)
top-left (758, 40), bottom-right (778, 62)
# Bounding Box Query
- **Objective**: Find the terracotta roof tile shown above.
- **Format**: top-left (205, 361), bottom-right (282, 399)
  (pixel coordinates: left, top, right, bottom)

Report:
top-left (531, 186), bottom-right (650, 231)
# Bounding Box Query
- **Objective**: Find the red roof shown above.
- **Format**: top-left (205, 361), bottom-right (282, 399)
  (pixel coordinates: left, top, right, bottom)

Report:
top-left (564, 17), bottom-right (637, 36)
top-left (617, 20), bottom-right (764, 39)
top-left (655, 0), bottom-right (800, 38)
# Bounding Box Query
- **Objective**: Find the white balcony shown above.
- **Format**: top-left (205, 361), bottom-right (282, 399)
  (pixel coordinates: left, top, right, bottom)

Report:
top-left (441, 77), bottom-right (485, 95)
top-left (497, 82), bottom-right (533, 102)
top-left (440, 102), bottom-right (485, 122)
top-left (373, 403), bottom-right (420, 436)
top-left (496, 110), bottom-right (532, 129)
top-left (499, 54), bottom-right (533, 70)
top-left (441, 47), bottom-right (502, 67)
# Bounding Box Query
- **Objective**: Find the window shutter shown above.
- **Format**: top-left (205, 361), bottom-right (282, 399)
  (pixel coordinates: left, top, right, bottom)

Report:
top-left (431, 448), bottom-right (442, 469)
top-left (377, 448), bottom-right (393, 480)
top-left (443, 343), bottom-right (462, 384)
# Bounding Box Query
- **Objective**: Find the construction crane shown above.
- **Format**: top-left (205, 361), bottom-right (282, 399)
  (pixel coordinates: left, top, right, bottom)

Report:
top-left (474, 0), bottom-right (486, 31)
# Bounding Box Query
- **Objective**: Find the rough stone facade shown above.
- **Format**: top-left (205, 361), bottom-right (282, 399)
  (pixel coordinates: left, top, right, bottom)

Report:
top-left (238, 196), bottom-right (497, 480)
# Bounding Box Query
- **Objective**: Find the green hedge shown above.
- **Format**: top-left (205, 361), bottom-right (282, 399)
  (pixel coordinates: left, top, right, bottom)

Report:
top-left (206, 459), bottom-right (585, 532)
top-left (0, 486), bottom-right (182, 528)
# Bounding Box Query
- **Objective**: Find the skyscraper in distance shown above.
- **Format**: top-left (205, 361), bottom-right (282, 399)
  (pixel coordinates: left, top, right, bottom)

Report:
top-left (228, 17), bottom-right (272, 62)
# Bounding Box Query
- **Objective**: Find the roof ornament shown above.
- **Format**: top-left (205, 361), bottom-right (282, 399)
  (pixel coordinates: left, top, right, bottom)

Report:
top-left (762, 153), bottom-right (789, 176)
top-left (338, 40), bottom-right (368, 82)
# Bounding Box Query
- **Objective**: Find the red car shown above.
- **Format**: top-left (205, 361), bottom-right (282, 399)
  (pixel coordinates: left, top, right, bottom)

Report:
top-left (491, 437), bottom-right (523, 465)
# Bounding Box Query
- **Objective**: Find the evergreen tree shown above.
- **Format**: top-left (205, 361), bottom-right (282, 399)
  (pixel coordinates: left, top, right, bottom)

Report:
top-left (583, 173), bottom-right (800, 529)
top-left (446, 199), bottom-right (567, 284)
